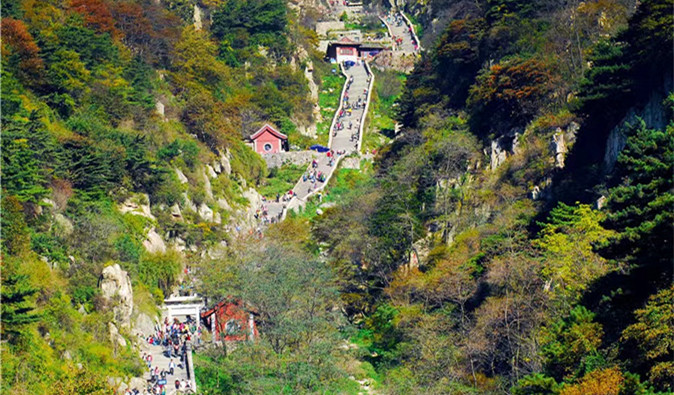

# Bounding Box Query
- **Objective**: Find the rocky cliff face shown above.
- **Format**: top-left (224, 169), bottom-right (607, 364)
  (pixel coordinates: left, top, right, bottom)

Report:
top-left (603, 86), bottom-right (669, 172)
top-left (100, 264), bottom-right (134, 329)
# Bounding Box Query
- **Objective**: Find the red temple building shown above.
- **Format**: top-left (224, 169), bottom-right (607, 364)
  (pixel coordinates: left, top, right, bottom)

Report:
top-left (326, 37), bottom-right (385, 62)
top-left (249, 124), bottom-right (288, 154)
top-left (200, 298), bottom-right (258, 343)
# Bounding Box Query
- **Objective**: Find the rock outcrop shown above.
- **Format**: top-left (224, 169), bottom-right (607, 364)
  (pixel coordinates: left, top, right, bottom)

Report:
top-left (133, 312), bottom-right (156, 337)
top-left (219, 151), bottom-right (232, 175)
top-left (100, 264), bottom-right (134, 329)
top-left (143, 228), bottom-right (167, 253)
top-left (108, 322), bottom-right (127, 348)
top-left (119, 194), bottom-right (155, 220)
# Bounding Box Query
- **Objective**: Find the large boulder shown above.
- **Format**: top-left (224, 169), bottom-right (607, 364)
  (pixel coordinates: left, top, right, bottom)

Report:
top-left (128, 377), bottom-right (147, 392)
top-left (133, 312), bottom-right (156, 337)
top-left (143, 228), bottom-right (167, 253)
top-left (108, 322), bottom-right (127, 347)
top-left (100, 264), bottom-right (134, 329)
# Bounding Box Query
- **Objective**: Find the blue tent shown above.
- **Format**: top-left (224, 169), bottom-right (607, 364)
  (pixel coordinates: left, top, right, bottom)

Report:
top-left (310, 145), bottom-right (330, 153)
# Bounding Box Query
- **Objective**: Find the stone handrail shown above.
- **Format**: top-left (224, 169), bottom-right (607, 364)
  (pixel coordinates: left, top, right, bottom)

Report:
top-left (379, 16), bottom-right (397, 51)
top-left (400, 11), bottom-right (422, 51)
top-left (185, 342), bottom-right (197, 393)
top-left (280, 154), bottom-right (345, 220)
top-left (327, 62), bottom-right (350, 149)
top-left (357, 61), bottom-right (374, 153)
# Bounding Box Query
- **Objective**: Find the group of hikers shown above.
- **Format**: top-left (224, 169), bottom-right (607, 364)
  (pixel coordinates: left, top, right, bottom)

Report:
top-left (136, 317), bottom-right (201, 394)
top-left (302, 150), bottom-right (344, 195)
top-left (254, 201), bottom-right (282, 225)
top-left (385, 12), bottom-right (419, 52)
top-left (334, 64), bottom-right (371, 149)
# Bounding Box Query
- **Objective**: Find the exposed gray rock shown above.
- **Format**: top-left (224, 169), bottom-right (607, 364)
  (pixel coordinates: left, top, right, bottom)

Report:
top-left (553, 130), bottom-right (567, 168)
top-left (604, 87), bottom-right (668, 172)
top-left (118, 193), bottom-right (155, 220)
top-left (206, 164), bottom-right (217, 178)
top-left (490, 139), bottom-right (507, 170)
top-left (220, 151), bottom-right (232, 175)
top-left (198, 203), bottom-right (214, 222)
top-left (182, 193), bottom-right (197, 212)
top-left (217, 198), bottom-right (231, 211)
top-left (155, 101), bottom-right (165, 118)
top-left (596, 195), bottom-right (607, 210)
top-left (203, 169), bottom-right (213, 200)
top-left (108, 322), bottom-right (127, 347)
top-left (213, 160), bottom-right (222, 174)
top-left (128, 377), bottom-right (147, 391)
top-left (320, 201), bottom-right (337, 209)
top-left (54, 213), bottom-right (74, 236)
top-left (175, 168), bottom-right (188, 184)
top-left (143, 228), bottom-right (166, 253)
top-left (193, 4), bottom-right (203, 30)
top-left (133, 312), bottom-right (156, 337)
top-left (100, 264), bottom-right (134, 329)
top-left (170, 204), bottom-right (183, 220)
top-left (341, 157), bottom-right (360, 169)
top-left (173, 237), bottom-right (186, 252)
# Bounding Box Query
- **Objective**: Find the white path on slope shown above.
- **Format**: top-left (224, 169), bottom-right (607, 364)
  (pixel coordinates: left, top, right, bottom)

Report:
top-left (139, 340), bottom-right (193, 395)
top-left (382, 12), bottom-right (420, 53)
top-left (264, 61), bottom-right (373, 219)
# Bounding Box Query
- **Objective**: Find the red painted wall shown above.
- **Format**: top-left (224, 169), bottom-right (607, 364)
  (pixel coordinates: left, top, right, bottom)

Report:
top-left (253, 130), bottom-right (283, 154)
top-left (205, 300), bottom-right (259, 342)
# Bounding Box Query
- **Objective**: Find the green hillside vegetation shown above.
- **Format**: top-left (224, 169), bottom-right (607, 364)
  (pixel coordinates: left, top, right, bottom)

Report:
top-left (312, 0), bottom-right (673, 393)
top-left (1, 0), bottom-right (321, 391)
top-left (1, 0), bottom-right (672, 394)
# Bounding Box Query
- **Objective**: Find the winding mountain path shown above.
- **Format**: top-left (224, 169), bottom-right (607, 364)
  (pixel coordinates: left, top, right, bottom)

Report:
top-left (264, 61), bottom-right (373, 220)
top-left (141, 340), bottom-right (191, 394)
top-left (382, 12), bottom-right (421, 54)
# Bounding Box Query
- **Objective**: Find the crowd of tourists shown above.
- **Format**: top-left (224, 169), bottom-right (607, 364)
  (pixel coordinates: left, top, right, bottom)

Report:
top-left (385, 12), bottom-right (419, 52)
top-left (134, 317), bottom-right (201, 394)
top-left (334, 63), bottom-right (371, 149)
top-left (255, 196), bottom-right (284, 225)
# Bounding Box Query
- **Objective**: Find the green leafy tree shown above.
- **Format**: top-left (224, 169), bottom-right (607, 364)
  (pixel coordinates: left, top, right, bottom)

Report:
top-left (1, 196), bottom-right (31, 256)
top-left (1, 260), bottom-right (41, 343)
top-left (534, 203), bottom-right (614, 306)
top-left (511, 373), bottom-right (559, 395)
top-left (621, 286), bottom-right (674, 391)
top-left (603, 120), bottom-right (674, 272)
top-left (1, 112), bottom-right (56, 203)
top-left (211, 0), bottom-right (288, 57)
top-left (541, 306), bottom-right (604, 381)
top-left (467, 56), bottom-right (557, 138)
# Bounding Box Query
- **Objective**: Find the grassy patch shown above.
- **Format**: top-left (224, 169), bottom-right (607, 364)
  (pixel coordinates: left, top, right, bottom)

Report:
top-left (258, 163), bottom-right (306, 198)
top-left (362, 69), bottom-right (406, 151)
top-left (323, 165), bottom-right (373, 204)
top-left (317, 72), bottom-right (346, 146)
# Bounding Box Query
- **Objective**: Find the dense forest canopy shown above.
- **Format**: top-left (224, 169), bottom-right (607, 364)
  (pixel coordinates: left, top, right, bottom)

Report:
top-left (1, 0), bottom-right (672, 394)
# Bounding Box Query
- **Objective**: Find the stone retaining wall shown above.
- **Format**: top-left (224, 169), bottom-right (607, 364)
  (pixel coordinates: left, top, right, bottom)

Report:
top-left (262, 151), bottom-right (319, 168)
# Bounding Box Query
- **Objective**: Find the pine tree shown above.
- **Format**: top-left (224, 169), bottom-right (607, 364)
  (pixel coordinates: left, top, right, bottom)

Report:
top-left (1, 270), bottom-right (40, 342)
top-left (603, 120), bottom-right (674, 276)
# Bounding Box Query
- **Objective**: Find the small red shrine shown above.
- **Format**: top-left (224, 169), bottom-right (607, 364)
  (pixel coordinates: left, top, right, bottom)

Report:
top-left (200, 298), bottom-right (258, 343)
top-left (249, 124), bottom-right (288, 154)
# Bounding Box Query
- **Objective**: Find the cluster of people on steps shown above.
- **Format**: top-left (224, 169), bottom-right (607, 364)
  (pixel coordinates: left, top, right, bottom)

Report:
top-left (385, 12), bottom-right (420, 51)
top-left (134, 317), bottom-right (200, 394)
top-left (333, 66), bottom-right (371, 149)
